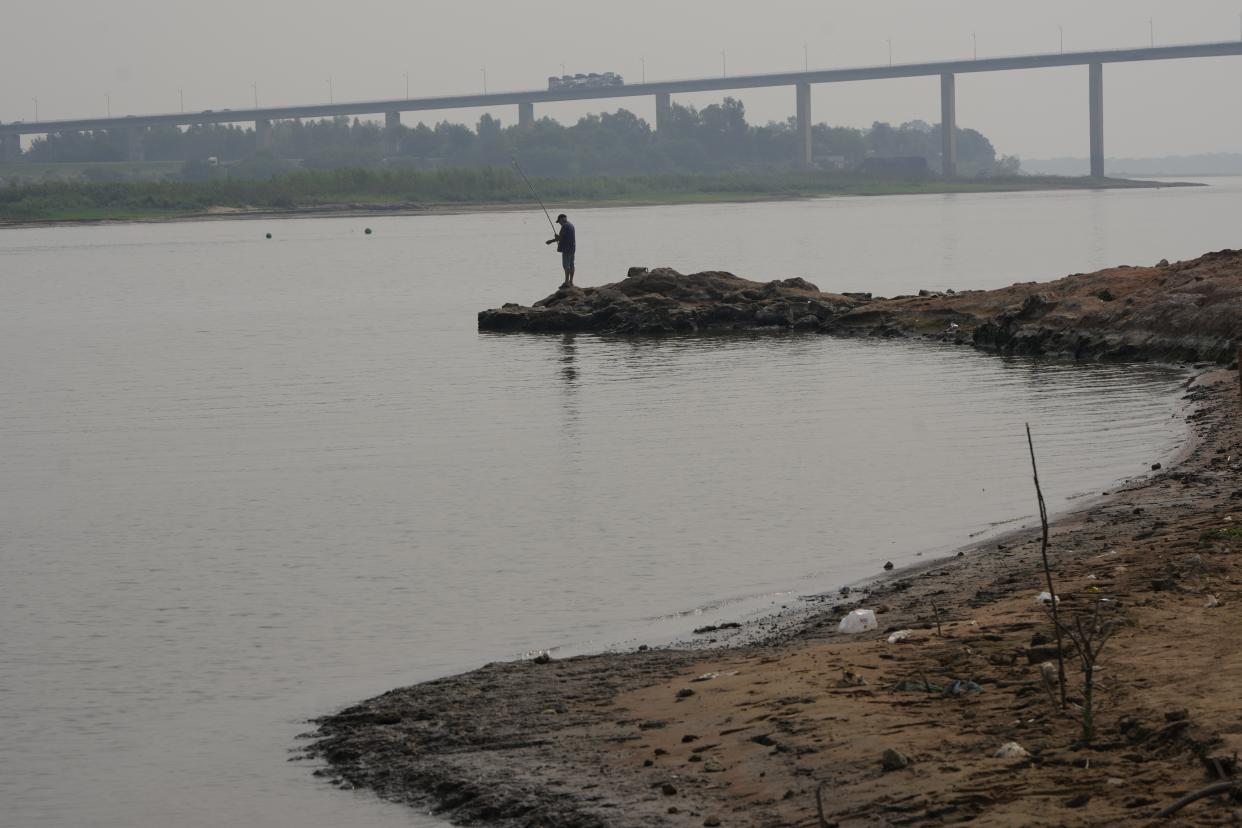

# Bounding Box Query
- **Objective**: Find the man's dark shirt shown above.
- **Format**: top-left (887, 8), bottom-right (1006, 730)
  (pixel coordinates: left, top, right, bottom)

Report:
top-left (557, 221), bottom-right (576, 254)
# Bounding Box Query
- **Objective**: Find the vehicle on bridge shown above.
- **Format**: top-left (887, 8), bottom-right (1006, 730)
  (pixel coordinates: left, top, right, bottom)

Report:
top-left (548, 72), bottom-right (624, 91)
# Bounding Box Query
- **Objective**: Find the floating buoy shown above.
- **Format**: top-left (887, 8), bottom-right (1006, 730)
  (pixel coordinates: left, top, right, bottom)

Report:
top-left (364, 228), bottom-right (372, 235)
top-left (265, 233), bottom-right (272, 239)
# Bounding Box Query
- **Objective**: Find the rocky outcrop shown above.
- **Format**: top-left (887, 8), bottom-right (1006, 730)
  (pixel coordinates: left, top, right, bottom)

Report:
top-left (477, 268), bottom-right (864, 335)
top-left (966, 250), bottom-right (1242, 362)
top-left (479, 250), bottom-right (1242, 363)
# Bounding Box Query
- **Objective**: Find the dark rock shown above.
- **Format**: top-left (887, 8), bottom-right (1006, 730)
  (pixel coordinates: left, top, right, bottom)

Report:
top-left (1064, 793), bottom-right (1092, 808)
top-left (704, 817), bottom-right (722, 826)
top-left (1151, 462), bottom-right (1162, 470)
top-left (1027, 645), bottom-right (1071, 664)
top-left (661, 783), bottom-right (677, 796)
top-left (881, 748), bottom-right (911, 771)
top-left (883, 561), bottom-right (894, 571)
top-left (681, 734), bottom-right (699, 743)
top-left (676, 688), bottom-right (696, 699)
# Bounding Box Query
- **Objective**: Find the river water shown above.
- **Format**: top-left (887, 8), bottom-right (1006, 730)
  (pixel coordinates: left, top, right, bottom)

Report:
top-left (2, 177), bottom-right (1238, 827)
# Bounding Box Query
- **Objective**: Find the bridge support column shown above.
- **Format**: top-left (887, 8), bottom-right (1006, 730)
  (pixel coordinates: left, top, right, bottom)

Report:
top-left (384, 111), bottom-right (402, 154)
top-left (518, 102), bottom-right (534, 128)
top-left (124, 128), bottom-right (145, 162)
top-left (0, 133), bottom-right (20, 163)
top-left (655, 92), bottom-right (671, 136)
top-left (255, 119), bottom-right (273, 152)
top-left (795, 82), bottom-right (812, 166)
top-left (1088, 62), bottom-right (1104, 177)
top-left (940, 73), bottom-right (957, 178)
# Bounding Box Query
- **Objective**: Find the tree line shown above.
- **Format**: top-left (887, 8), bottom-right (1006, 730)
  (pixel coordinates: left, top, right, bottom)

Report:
top-left (18, 97), bottom-right (1018, 178)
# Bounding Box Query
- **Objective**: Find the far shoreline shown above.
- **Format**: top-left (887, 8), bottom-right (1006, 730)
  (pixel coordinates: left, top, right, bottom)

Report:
top-left (0, 175), bottom-right (1203, 230)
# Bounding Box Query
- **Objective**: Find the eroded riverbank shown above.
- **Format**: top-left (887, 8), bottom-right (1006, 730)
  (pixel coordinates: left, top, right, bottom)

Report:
top-left (480, 249), bottom-right (1241, 365)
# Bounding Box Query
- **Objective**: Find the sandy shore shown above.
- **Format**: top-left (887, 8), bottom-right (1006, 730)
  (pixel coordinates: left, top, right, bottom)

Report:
top-left (305, 364), bottom-right (1240, 826)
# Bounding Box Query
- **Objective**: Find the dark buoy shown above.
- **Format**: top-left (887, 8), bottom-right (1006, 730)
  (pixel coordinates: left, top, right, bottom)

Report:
top-left (265, 233), bottom-right (272, 239)
top-left (364, 227), bottom-right (372, 235)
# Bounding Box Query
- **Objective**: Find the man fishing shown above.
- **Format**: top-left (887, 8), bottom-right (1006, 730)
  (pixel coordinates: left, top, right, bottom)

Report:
top-left (545, 213), bottom-right (576, 288)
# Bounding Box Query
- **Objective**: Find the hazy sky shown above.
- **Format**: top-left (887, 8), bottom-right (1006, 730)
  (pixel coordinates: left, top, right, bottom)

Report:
top-left (4, 0), bottom-right (1241, 159)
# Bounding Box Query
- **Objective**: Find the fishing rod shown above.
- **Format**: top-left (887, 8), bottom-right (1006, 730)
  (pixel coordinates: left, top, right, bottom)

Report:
top-left (510, 155), bottom-right (558, 236)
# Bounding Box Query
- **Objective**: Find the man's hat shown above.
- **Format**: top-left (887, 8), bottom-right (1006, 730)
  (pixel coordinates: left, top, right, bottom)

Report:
top-left (556, 213), bottom-right (568, 223)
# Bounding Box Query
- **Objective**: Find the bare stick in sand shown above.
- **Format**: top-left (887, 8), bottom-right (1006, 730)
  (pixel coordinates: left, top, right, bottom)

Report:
top-left (1027, 423), bottom-right (1067, 708)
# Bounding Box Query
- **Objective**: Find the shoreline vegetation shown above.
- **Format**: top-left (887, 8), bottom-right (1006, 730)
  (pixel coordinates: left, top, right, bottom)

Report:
top-left (0, 166), bottom-right (1196, 226)
top-left (307, 252), bottom-right (1242, 826)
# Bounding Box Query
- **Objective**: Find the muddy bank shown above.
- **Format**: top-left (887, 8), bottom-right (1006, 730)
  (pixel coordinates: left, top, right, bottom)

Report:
top-left (305, 367), bottom-right (1241, 826)
top-left (311, 249), bottom-right (1242, 826)
top-left (479, 249), bottom-right (1242, 364)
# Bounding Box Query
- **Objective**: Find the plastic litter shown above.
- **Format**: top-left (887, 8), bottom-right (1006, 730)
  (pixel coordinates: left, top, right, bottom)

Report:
top-left (994, 741), bottom-right (1029, 759)
top-left (1035, 592), bottom-right (1060, 605)
top-left (944, 679), bottom-right (984, 696)
top-left (837, 608), bottom-right (878, 634)
top-left (887, 629), bottom-right (915, 644)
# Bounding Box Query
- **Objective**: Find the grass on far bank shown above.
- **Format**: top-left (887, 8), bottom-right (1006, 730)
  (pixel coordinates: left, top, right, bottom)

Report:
top-left (0, 164), bottom-right (1173, 224)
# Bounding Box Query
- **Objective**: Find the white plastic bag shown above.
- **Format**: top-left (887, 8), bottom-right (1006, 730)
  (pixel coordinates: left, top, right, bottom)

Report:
top-left (837, 608), bottom-right (878, 634)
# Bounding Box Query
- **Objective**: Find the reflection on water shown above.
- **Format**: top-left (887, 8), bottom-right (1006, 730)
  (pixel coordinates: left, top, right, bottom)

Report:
top-left (0, 182), bottom-right (1228, 827)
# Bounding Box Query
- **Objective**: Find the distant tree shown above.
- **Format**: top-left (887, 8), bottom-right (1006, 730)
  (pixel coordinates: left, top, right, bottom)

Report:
top-left (24, 97), bottom-right (1012, 179)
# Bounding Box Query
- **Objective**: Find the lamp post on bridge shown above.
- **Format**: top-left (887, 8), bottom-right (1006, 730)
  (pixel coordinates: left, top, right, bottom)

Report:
top-left (326, 78), bottom-right (333, 104)
top-left (1059, 26), bottom-right (1064, 54)
top-left (178, 88), bottom-right (184, 113)
top-left (887, 38), bottom-right (893, 66)
top-left (31, 97), bottom-right (38, 122)
top-left (252, 82), bottom-right (258, 110)
top-left (404, 72), bottom-right (410, 100)
top-left (105, 92), bottom-right (111, 118)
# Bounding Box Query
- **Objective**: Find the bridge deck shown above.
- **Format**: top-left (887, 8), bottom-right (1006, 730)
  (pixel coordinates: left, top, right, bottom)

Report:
top-left (3, 41), bottom-right (1240, 136)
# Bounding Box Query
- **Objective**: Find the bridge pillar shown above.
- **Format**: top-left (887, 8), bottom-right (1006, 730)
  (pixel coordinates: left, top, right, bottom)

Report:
top-left (518, 102), bottom-right (534, 128)
top-left (0, 133), bottom-right (20, 163)
top-left (255, 119), bottom-right (273, 152)
top-left (1088, 62), bottom-right (1104, 177)
top-left (940, 73), bottom-right (957, 178)
top-left (384, 111), bottom-right (402, 154)
top-left (655, 92), bottom-right (671, 136)
top-left (795, 82), bottom-right (812, 166)
top-left (124, 128), bottom-right (145, 162)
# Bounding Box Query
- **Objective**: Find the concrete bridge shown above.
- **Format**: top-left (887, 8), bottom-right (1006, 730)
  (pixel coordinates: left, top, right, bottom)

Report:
top-left (3, 40), bottom-right (1241, 175)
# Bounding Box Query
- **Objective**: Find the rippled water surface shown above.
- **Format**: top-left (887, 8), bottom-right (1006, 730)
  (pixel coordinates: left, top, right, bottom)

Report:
top-left (4, 178), bottom-right (1237, 827)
